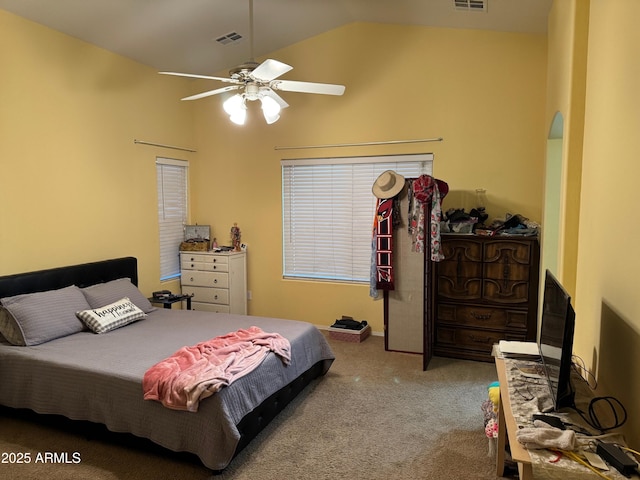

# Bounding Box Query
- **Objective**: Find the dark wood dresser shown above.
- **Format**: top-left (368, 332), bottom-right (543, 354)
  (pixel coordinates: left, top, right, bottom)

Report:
top-left (432, 234), bottom-right (540, 362)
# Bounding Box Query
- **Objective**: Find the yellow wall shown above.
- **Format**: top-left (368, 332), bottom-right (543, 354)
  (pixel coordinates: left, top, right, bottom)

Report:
top-left (187, 23), bottom-right (547, 333)
top-left (0, 10), bottom-right (195, 294)
top-left (0, 15), bottom-right (547, 336)
top-left (545, 1), bottom-right (589, 298)
top-left (574, 0), bottom-right (640, 446)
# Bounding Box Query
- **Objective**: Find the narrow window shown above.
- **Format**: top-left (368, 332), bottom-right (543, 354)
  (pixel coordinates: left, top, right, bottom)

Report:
top-left (156, 158), bottom-right (188, 281)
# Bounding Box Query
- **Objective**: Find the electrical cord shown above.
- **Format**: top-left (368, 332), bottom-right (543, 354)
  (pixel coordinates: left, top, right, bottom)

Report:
top-left (565, 357), bottom-right (626, 433)
top-left (572, 354), bottom-right (598, 390)
top-left (571, 396), bottom-right (627, 433)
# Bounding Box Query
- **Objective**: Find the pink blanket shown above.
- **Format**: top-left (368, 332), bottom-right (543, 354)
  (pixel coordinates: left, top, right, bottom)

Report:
top-left (142, 326), bottom-right (291, 412)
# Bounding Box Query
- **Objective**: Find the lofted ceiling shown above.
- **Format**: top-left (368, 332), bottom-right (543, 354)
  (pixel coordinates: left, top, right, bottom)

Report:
top-left (0, 0), bottom-right (552, 76)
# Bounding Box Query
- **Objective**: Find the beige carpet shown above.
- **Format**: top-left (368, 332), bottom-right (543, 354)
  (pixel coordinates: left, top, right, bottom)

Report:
top-left (0, 333), bottom-right (513, 479)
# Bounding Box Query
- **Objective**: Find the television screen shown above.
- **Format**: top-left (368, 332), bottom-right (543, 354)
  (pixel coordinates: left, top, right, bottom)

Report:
top-left (538, 270), bottom-right (576, 410)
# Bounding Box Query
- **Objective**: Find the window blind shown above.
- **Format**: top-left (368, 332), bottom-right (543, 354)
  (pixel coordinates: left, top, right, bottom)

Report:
top-left (282, 153), bottom-right (433, 282)
top-left (156, 158), bottom-right (188, 281)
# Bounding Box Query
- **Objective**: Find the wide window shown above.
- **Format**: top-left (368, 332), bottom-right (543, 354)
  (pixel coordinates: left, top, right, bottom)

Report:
top-left (156, 158), bottom-right (188, 281)
top-left (282, 153), bottom-right (433, 282)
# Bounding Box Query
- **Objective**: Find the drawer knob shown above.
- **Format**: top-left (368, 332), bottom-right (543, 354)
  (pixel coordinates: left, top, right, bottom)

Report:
top-left (190, 264), bottom-right (195, 268)
top-left (213, 279), bottom-right (218, 284)
top-left (214, 295), bottom-right (218, 300)
top-left (190, 277), bottom-right (194, 282)
top-left (190, 257), bottom-right (195, 261)
top-left (213, 266), bottom-right (217, 270)
top-left (471, 312), bottom-right (492, 320)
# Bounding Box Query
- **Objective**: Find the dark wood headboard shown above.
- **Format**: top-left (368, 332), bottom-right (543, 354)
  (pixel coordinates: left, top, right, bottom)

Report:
top-left (0, 257), bottom-right (138, 299)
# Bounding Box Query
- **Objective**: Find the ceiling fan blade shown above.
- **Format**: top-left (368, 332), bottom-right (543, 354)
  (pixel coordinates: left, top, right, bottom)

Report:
top-left (160, 71), bottom-right (239, 84)
top-left (181, 85), bottom-right (240, 101)
top-left (271, 80), bottom-right (345, 96)
top-left (261, 88), bottom-right (289, 109)
top-left (250, 59), bottom-right (293, 82)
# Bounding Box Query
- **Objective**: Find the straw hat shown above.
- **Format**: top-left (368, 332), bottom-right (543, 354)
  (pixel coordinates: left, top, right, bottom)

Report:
top-left (372, 170), bottom-right (405, 199)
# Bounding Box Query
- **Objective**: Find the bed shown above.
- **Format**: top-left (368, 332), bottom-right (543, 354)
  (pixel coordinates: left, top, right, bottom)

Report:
top-left (0, 257), bottom-right (335, 471)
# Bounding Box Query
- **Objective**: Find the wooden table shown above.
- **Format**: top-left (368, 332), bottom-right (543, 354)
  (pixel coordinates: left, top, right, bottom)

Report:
top-left (495, 357), bottom-right (533, 480)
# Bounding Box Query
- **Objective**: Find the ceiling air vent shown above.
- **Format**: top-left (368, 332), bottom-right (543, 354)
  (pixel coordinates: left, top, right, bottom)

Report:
top-left (454, 0), bottom-right (487, 12)
top-left (215, 32), bottom-right (244, 46)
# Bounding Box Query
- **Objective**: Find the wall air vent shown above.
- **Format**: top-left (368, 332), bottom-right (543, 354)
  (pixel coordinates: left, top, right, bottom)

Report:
top-left (215, 32), bottom-right (243, 45)
top-left (454, 0), bottom-right (487, 12)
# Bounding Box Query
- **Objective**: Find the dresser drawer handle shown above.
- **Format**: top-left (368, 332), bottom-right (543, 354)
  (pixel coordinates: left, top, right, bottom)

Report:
top-left (190, 257), bottom-right (195, 262)
top-left (213, 265), bottom-right (217, 270)
top-left (469, 334), bottom-right (492, 343)
top-left (190, 277), bottom-right (194, 282)
top-left (190, 263), bottom-right (195, 268)
top-left (213, 279), bottom-right (218, 284)
top-left (471, 312), bottom-right (492, 320)
top-left (213, 259), bottom-right (217, 263)
top-left (214, 295), bottom-right (218, 300)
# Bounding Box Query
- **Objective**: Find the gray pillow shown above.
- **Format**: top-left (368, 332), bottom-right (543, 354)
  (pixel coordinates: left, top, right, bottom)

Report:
top-left (81, 278), bottom-right (154, 313)
top-left (0, 285), bottom-right (90, 346)
top-left (0, 307), bottom-right (26, 346)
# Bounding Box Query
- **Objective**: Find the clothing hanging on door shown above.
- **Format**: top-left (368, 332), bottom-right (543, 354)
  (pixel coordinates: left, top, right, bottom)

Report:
top-left (370, 174), bottom-right (448, 298)
top-left (408, 175), bottom-right (449, 261)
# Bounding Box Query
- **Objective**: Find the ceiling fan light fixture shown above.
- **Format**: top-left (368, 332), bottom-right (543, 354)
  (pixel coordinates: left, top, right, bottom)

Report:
top-left (223, 93), bottom-right (243, 115)
top-left (229, 109), bottom-right (247, 125)
top-left (161, 0), bottom-right (344, 126)
top-left (223, 94), bottom-right (247, 125)
top-left (263, 112), bottom-right (280, 125)
top-left (260, 96), bottom-right (282, 117)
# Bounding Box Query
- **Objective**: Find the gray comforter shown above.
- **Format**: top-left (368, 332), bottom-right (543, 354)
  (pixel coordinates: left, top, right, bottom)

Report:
top-left (0, 309), bottom-right (334, 470)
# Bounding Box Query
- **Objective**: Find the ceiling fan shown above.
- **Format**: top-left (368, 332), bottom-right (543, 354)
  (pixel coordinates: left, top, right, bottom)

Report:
top-left (159, 0), bottom-right (345, 125)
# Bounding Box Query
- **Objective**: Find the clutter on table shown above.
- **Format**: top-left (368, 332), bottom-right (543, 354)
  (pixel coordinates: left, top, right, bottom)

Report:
top-left (442, 209), bottom-right (539, 237)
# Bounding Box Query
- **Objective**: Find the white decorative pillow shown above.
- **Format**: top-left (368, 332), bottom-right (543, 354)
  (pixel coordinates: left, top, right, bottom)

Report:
top-left (76, 297), bottom-right (146, 334)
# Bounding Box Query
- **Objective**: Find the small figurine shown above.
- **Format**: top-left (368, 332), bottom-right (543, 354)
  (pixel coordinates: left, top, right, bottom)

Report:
top-left (231, 223), bottom-right (241, 251)
top-left (212, 238), bottom-right (218, 249)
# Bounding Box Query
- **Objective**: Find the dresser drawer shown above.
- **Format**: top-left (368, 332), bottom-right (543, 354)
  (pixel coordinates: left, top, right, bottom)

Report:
top-left (483, 262), bottom-right (530, 282)
top-left (483, 279), bottom-right (530, 304)
top-left (182, 286), bottom-right (229, 305)
top-left (441, 239), bottom-right (483, 262)
top-left (437, 260), bottom-right (483, 280)
top-left (181, 260), bottom-right (229, 273)
top-left (181, 270), bottom-right (229, 288)
top-left (190, 301), bottom-right (230, 314)
top-left (437, 276), bottom-right (482, 300)
top-left (180, 253), bottom-right (229, 266)
top-left (483, 240), bottom-right (532, 264)
top-left (437, 304), bottom-right (528, 331)
top-left (435, 326), bottom-right (526, 354)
